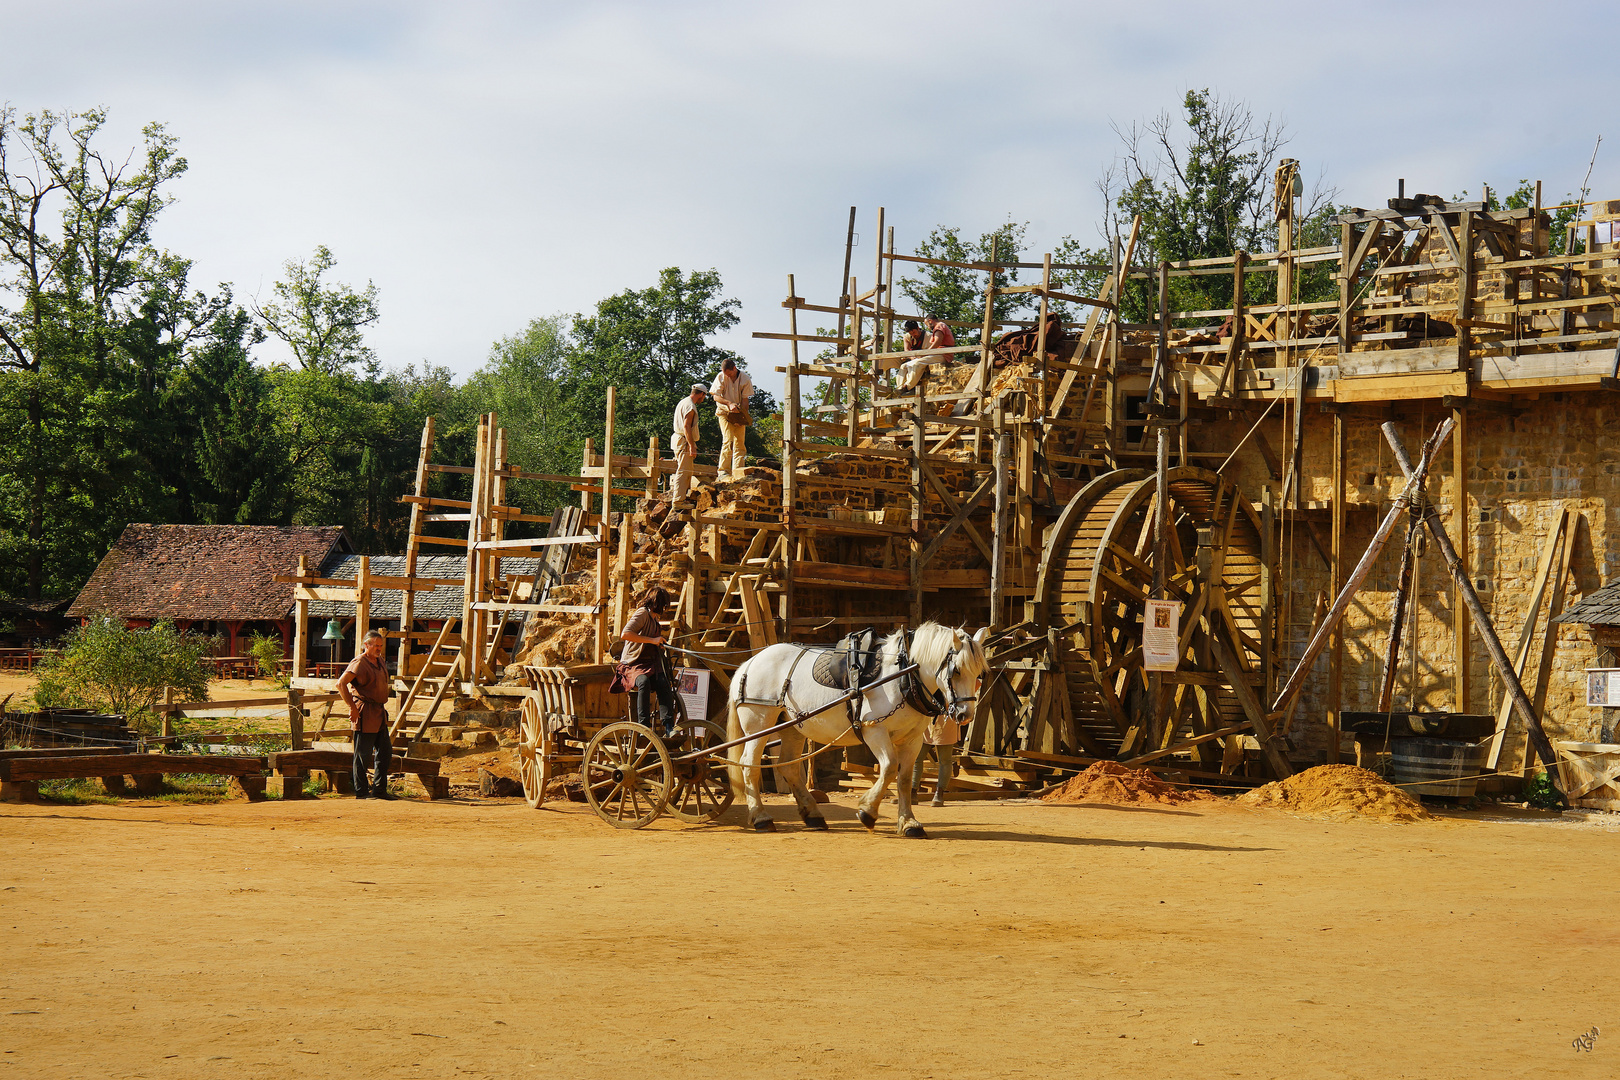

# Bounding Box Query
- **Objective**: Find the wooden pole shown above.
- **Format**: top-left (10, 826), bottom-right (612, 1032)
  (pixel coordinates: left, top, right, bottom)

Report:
top-left (1486, 510), bottom-right (1568, 769)
top-left (975, 237), bottom-right (998, 458)
top-left (847, 276), bottom-right (861, 445)
top-left (601, 386), bottom-right (616, 519)
top-left (1452, 404), bottom-right (1470, 711)
top-left (1380, 422), bottom-right (1562, 777)
top-left (1270, 416), bottom-right (1453, 721)
top-left (597, 390), bottom-right (615, 661)
top-left (784, 274), bottom-right (800, 634)
top-left (400, 417), bottom-right (435, 660)
top-left (1377, 518), bottom-right (1420, 712)
top-left (1328, 407), bottom-right (1345, 763)
top-left (355, 556), bottom-right (371, 669)
top-left (293, 555), bottom-right (309, 679)
top-left (1150, 425), bottom-right (1169, 749)
top-left (990, 407), bottom-right (1009, 630)
top-left (287, 687), bottom-right (304, 752)
top-left (910, 383), bottom-right (925, 625)
top-left (836, 206), bottom-right (856, 342)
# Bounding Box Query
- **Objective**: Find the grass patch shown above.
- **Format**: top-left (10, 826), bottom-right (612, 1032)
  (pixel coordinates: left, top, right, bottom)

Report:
top-left (37, 778), bottom-right (121, 805)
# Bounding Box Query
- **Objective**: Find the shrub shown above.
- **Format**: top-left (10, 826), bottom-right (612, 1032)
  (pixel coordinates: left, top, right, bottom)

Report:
top-left (247, 632), bottom-right (287, 684)
top-left (33, 617), bottom-right (217, 722)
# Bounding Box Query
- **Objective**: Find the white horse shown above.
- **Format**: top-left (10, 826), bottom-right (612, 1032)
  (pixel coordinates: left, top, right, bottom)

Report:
top-left (726, 622), bottom-right (988, 838)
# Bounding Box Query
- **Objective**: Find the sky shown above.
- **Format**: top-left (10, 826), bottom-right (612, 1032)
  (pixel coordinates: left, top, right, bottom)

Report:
top-left (7, 0), bottom-right (1619, 397)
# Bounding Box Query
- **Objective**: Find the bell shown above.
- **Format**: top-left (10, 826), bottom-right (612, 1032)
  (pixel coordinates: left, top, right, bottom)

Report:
top-left (322, 619), bottom-right (345, 642)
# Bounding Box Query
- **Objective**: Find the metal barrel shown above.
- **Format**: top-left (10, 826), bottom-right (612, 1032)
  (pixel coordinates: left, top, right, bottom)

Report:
top-left (1390, 737), bottom-right (1490, 798)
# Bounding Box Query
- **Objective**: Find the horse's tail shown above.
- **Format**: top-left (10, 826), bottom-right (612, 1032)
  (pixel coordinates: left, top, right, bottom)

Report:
top-left (726, 665), bottom-right (746, 805)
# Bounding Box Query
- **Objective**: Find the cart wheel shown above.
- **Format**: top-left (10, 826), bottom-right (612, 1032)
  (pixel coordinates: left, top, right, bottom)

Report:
top-left (668, 717), bottom-right (736, 824)
top-left (583, 722), bottom-right (673, 829)
top-left (518, 696), bottom-right (549, 809)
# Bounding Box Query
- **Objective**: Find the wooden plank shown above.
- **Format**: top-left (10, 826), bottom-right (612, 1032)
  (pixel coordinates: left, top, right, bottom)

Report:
top-left (0, 754), bottom-right (265, 782)
top-left (1331, 372), bottom-right (1469, 402)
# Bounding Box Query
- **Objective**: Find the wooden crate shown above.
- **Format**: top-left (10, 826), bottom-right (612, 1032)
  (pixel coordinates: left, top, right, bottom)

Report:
top-left (1554, 741), bottom-right (1620, 811)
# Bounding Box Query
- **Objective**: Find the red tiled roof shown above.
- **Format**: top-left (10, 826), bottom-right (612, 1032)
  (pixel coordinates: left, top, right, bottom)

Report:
top-left (69, 525), bottom-right (349, 622)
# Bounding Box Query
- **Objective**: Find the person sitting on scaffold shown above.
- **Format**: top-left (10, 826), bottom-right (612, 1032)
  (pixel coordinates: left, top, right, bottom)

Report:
top-left (617, 586), bottom-right (680, 738)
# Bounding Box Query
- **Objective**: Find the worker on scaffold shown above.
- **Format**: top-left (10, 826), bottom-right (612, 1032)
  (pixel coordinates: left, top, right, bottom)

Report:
top-left (670, 383), bottom-right (706, 504)
top-left (709, 357), bottom-right (753, 482)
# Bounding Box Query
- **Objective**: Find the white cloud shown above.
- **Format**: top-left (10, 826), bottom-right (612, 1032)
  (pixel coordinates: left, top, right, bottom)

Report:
top-left (7, 0), bottom-right (1617, 393)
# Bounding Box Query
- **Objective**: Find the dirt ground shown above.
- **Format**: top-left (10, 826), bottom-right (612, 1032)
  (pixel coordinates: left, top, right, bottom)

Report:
top-left (2, 791), bottom-right (1616, 1080)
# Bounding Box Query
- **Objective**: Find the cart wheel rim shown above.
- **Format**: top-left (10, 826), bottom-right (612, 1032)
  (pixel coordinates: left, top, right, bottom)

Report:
top-left (668, 717), bottom-right (737, 824)
top-left (583, 722), bottom-right (672, 829)
top-left (519, 696), bottom-right (546, 809)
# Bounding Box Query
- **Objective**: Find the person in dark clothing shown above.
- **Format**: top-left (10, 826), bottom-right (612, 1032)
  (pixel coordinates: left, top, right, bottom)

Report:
top-left (618, 587), bottom-right (680, 736)
top-left (338, 629), bottom-right (396, 800)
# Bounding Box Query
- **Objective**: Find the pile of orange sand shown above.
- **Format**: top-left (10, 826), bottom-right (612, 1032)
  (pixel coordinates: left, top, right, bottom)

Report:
top-left (1237, 764), bottom-right (1429, 823)
top-left (1042, 761), bottom-right (1217, 806)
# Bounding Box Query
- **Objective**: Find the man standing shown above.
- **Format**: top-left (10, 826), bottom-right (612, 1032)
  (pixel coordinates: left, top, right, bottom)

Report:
top-left (709, 357), bottom-right (753, 481)
top-left (337, 629), bottom-right (396, 800)
top-left (671, 383), bottom-right (706, 503)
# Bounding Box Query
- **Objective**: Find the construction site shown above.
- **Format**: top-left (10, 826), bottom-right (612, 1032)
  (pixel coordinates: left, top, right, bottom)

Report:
top-left (221, 167), bottom-right (1620, 814)
top-left (8, 164), bottom-right (1620, 1079)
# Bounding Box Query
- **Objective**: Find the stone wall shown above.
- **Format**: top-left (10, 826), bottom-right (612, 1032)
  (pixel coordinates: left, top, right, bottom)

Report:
top-left (1215, 394), bottom-right (1617, 762)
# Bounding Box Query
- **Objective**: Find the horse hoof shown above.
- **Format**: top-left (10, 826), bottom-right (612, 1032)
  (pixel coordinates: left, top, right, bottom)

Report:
top-left (752, 819), bottom-right (777, 833)
top-left (803, 817), bottom-right (829, 831)
top-left (903, 825), bottom-right (928, 839)
top-left (856, 809), bottom-right (877, 831)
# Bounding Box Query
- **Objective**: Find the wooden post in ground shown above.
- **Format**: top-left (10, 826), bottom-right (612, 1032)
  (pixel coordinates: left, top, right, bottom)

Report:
top-left (1453, 404), bottom-right (1471, 711)
top-left (287, 687), bottom-right (304, 752)
top-left (1151, 425), bottom-right (1169, 749)
top-left (1380, 422), bottom-right (1561, 778)
top-left (1329, 406), bottom-right (1346, 763)
top-left (579, 438), bottom-right (594, 512)
top-left (613, 514), bottom-right (633, 636)
top-left (293, 555), bottom-right (309, 679)
top-left (162, 686), bottom-right (174, 745)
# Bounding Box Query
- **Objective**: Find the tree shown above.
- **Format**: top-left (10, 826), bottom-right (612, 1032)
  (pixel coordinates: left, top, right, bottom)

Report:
top-left (897, 221), bottom-right (1032, 342)
top-left (32, 617), bottom-right (215, 720)
top-left (1094, 90), bottom-right (1339, 320)
top-left (562, 268), bottom-right (776, 473)
top-left (460, 315), bottom-right (575, 510)
top-left (0, 106), bottom-right (189, 598)
top-left (253, 245), bottom-right (380, 375)
top-left (173, 304), bottom-right (291, 524)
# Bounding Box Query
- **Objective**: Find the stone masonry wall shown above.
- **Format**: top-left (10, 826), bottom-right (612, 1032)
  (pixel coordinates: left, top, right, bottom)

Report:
top-left (1198, 395), bottom-right (1617, 762)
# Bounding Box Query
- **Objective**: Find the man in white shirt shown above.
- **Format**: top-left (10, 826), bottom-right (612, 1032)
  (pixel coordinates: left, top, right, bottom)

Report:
top-left (671, 384), bottom-right (706, 502)
top-left (709, 358), bottom-right (753, 481)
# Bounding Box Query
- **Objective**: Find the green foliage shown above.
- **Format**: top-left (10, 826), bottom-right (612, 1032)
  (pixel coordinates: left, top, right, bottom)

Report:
top-left (32, 617), bottom-right (215, 718)
top-left (247, 631), bottom-right (285, 682)
top-left (0, 105), bottom-right (197, 598)
top-left (253, 245), bottom-right (380, 375)
top-left (1488, 180), bottom-right (1586, 255)
top-left (898, 222), bottom-right (1032, 342)
top-left (1097, 90), bottom-right (1341, 322)
top-left (1524, 770), bottom-right (1567, 811)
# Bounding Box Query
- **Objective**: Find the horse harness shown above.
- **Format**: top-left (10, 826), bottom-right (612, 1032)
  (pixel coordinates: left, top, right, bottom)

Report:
top-left (739, 628), bottom-right (955, 744)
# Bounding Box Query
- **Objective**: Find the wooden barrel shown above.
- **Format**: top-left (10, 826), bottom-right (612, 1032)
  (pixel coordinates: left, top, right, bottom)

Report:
top-left (1391, 738), bottom-right (1489, 798)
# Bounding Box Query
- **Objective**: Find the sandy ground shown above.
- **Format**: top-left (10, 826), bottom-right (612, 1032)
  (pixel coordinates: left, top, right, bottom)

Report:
top-left (1, 674), bottom-right (288, 713)
top-left (2, 792), bottom-right (1617, 1080)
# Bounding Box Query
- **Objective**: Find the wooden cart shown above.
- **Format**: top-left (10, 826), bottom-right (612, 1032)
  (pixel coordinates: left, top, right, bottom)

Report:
top-left (515, 663), bottom-right (734, 828)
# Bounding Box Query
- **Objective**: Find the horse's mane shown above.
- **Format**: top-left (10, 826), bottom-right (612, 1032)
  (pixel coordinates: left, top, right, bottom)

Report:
top-left (883, 621), bottom-right (985, 685)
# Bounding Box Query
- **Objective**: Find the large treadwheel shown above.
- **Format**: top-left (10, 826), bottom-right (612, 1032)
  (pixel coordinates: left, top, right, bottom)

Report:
top-left (1035, 467), bottom-right (1270, 765)
top-left (583, 722), bottom-right (674, 829)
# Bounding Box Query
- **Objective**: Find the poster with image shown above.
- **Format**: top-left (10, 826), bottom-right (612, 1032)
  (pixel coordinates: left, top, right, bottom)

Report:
top-left (1143, 599), bottom-right (1182, 671)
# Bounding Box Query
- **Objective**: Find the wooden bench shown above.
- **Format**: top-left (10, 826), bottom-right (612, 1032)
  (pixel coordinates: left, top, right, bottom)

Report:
top-left (0, 753), bottom-right (269, 802)
top-left (267, 750), bottom-right (449, 800)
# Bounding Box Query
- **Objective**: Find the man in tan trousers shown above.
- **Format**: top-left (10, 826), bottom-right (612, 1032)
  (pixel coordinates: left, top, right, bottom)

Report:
top-left (709, 358), bottom-right (753, 481)
top-left (670, 383), bottom-right (706, 503)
